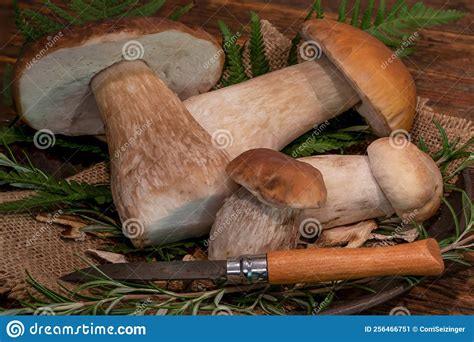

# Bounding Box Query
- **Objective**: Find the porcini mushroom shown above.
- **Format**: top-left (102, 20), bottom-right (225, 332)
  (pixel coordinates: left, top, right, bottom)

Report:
top-left (301, 137), bottom-right (443, 228)
top-left (209, 139), bottom-right (443, 258)
top-left (15, 17), bottom-right (233, 246)
top-left (14, 18), bottom-right (418, 247)
top-left (208, 148), bottom-right (327, 259)
top-left (185, 19), bottom-right (416, 158)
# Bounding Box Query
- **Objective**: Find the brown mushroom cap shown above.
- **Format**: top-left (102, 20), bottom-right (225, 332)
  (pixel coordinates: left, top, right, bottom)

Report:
top-left (226, 148), bottom-right (327, 209)
top-left (301, 19), bottom-right (416, 136)
top-left (367, 138), bottom-right (443, 222)
top-left (14, 17), bottom-right (224, 136)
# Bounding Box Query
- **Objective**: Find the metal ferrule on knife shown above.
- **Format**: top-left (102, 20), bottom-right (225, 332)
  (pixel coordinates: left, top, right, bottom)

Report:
top-left (226, 254), bottom-right (268, 284)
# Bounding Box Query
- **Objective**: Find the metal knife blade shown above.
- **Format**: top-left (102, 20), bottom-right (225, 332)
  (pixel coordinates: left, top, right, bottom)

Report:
top-left (60, 260), bottom-right (228, 283)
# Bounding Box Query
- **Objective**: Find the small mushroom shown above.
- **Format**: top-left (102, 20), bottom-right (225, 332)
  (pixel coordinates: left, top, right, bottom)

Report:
top-left (301, 137), bottom-right (443, 228)
top-left (208, 149), bottom-right (327, 259)
top-left (209, 139), bottom-right (443, 258)
top-left (15, 18), bottom-right (231, 246)
top-left (185, 19), bottom-right (416, 159)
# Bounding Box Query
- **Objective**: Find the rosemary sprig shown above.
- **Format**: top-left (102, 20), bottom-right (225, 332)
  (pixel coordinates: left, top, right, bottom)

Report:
top-left (0, 126), bottom-right (108, 157)
top-left (2, 269), bottom-right (375, 315)
top-left (418, 120), bottom-right (473, 183)
top-left (0, 152), bottom-right (112, 213)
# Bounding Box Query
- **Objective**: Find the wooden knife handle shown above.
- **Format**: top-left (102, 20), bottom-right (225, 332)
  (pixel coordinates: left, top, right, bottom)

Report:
top-left (267, 238), bottom-right (444, 285)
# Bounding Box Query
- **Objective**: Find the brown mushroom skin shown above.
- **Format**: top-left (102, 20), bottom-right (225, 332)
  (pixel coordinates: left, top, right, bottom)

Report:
top-left (226, 148), bottom-right (327, 209)
top-left (92, 60), bottom-right (234, 246)
top-left (209, 149), bottom-right (327, 259)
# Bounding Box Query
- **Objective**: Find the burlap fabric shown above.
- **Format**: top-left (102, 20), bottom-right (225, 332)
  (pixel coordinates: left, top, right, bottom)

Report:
top-left (0, 21), bottom-right (472, 301)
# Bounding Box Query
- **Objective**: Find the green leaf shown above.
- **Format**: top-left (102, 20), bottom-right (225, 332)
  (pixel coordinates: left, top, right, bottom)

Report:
top-left (351, 0), bottom-right (361, 26)
top-left (168, 3), bottom-right (194, 21)
top-left (374, 0), bottom-right (386, 26)
top-left (287, 33), bottom-right (302, 66)
top-left (218, 20), bottom-right (248, 86)
top-left (365, 2), bottom-right (466, 49)
top-left (312, 0), bottom-right (324, 19)
top-left (15, 0), bottom-right (181, 42)
top-left (283, 126), bottom-right (373, 158)
top-left (43, 0), bottom-right (83, 25)
top-left (338, 0), bottom-right (348, 22)
top-left (125, 0), bottom-right (166, 17)
top-left (249, 12), bottom-right (270, 77)
top-left (361, 0), bottom-right (375, 29)
top-left (0, 153), bottom-right (112, 213)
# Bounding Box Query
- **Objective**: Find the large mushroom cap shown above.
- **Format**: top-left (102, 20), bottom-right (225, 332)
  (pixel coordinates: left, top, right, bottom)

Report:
top-left (301, 19), bottom-right (416, 136)
top-left (226, 148), bottom-right (327, 209)
top-left (14, 17), bottom-right (224, 136)
top-left (367, 137), bottom-right (443, 222)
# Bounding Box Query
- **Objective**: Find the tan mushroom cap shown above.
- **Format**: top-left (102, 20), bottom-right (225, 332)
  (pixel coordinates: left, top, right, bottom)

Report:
top-left (226, 148), bottom-right (327, 209)
top-left (14, 17), bottom-right (224, 136)
top-left (367, 138), bottom-right (443, 222)
top-left (301, 19), bottom-right (416, 136)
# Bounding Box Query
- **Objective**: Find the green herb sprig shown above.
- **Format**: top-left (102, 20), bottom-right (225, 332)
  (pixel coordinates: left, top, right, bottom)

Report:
top-left (0, 151), bottom-right (112, 213)
top-left (14, 0), bottom-right (194, 43)
top-left (287, 0), bottom-right (465, 63)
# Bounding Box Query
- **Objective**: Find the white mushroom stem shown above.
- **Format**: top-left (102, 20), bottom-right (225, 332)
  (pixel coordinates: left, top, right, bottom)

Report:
top-left (208, 188), bottom-right (299, 260)
top-left (300, 155), bottom-right (395, 229)
top-left (91, 60), bottom-right (233, 246)
top-left (185, 58), bottom-right (359, 159)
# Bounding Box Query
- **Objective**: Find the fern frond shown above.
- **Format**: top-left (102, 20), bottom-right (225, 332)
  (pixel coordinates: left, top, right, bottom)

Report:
top-left (16, 0), bottom-right (183, 42)
top-left (249, 12), bottom-right (270, 77)
top-left (386, 0), bottom-right (406, 20)
top-left (287, 34), bottom-right (301, 66)
top-left (312, 0), bottom-right (324, 19)
top-left (288, 0), bottom-right (323, 66)
top-left (125, 0), bottom-right (166, 17)
top-left (282, 126), bottom-right (373, 157)
top-left (218, 20), bottom-right (248, 86)
top-left (21, 8), bottom-right (64, 34)
top-left (44, 0), bottom-right (84, 25)
top-left (14, 0), bottom-right (45, 42)
top-left (360, 0), bottom-right (375, 29)
top-left (69, 0), bottom-right (103, 21)
top-left (374, 0), bottom-right (386, 26)
top-left (106, 0), bottom-right (139, 18)
top-left (350, 0), bottom-right (361, 26)
top-left (168, 3), bottom-right (194, 21)
top-left (365, 2), bottom-right (466, 49)
top-left (338, 0), bottom-right (348, 22)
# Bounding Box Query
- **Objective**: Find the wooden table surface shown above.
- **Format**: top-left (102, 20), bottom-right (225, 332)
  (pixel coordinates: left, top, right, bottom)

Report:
top-left (0, 0), bottom-right (473, 315)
